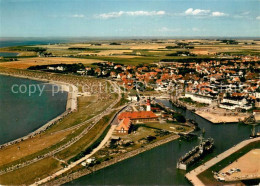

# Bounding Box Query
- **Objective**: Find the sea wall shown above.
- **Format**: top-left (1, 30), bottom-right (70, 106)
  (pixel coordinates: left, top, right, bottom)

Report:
top-left (44, 135), bottom-right (179, 186)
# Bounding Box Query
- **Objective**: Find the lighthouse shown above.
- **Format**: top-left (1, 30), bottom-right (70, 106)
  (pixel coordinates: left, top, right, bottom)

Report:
top-left (146, 98), bottom-right (151, 111)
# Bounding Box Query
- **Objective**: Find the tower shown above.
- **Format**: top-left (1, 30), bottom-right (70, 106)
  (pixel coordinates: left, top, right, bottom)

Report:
top-left (146, 98), bottom-right (151, 111)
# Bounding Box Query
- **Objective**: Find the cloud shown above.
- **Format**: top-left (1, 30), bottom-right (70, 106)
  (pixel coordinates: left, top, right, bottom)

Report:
top-left (97, 10), bottom-right (165, 19)
top-left (71, 14), bottom-right (85, 18)
top-left (256, 16), bottom-right (260, 20)
top-left (211, 11), bottom-right (226, 17)
top-left (49, 14), bottom-right (85, 18)
top-left (184, 8), bottom-right (227, 17)
top-left (185, 8), bottom-right (210, 16)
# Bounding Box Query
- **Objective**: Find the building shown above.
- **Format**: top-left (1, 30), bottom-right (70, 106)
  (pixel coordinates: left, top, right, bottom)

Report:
top-left (253, 110), bottom-right (260, 122)
top-left (147, 99), bottom-right (151, 111)
top-left (118, 111), bottom-right (158, 123)
top-left (185, 92), bottom-right (215, 104)
top-left (220, 96), bottom-right (252, 110)
top-left (115, 118), bottom-right (131, 135)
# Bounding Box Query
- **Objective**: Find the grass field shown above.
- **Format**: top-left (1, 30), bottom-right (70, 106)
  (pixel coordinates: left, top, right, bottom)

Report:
top-left (0, 109), bottom-right (118, 185)
top-left (0, 157), bottom-right (61, 185)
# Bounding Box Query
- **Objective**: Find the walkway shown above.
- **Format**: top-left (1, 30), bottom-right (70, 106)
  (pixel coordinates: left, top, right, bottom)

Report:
top-left (185, 137), bottom-right (260, 186)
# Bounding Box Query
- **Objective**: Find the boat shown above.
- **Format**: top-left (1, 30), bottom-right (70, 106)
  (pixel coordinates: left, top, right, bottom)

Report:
top-left (177, 136), bottom-right (214, 170)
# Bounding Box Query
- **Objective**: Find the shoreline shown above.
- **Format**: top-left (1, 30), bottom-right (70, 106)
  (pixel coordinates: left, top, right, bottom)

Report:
top-left (43, 134), bottom-right (180, 186)
top-left (0, 72), bottom-right (78, 149)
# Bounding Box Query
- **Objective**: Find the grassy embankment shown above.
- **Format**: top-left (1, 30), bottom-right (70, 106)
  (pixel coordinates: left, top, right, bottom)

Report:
top-left (0, 109), bottom-right (118, 185)
top-left (0, 93), bottom-right (117, 184)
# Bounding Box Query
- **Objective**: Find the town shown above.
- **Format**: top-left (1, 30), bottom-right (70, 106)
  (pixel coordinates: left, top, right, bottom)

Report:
top-left (0, 39), bottom-right (259, 186)
top-left (27, 44), bottom-right (260, 124)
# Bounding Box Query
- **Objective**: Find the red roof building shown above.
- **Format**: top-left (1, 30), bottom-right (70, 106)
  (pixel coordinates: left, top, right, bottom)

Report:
top-left (115, 118), bottom-right (131, 135)
top-left (118, 111), bottom-right (158, 123)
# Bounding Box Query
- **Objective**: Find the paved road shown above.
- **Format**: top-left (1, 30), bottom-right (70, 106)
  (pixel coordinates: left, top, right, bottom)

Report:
top-left (185, 137), bottom-right (260, 186)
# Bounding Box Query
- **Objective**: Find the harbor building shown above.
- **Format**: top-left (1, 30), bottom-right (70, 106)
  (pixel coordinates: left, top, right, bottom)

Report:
top-left (115, 118), bottom-right (132, 135)
top-left (118, 111), bottom-right (158, 124)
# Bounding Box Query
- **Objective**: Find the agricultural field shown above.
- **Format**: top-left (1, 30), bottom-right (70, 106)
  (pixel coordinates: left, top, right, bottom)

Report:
top-left (1, 39), bottom-right (259, 67)
top-left (0, 57), bottom-right (104, 69)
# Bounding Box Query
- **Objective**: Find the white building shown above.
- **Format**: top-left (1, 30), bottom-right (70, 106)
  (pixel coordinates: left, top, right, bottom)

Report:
top-left (47, 66), bottom-right (55, 70)
top-left (220, 97), bottom-right (252, 110)
top-left (56, 66), bottom-right (65, 71)
top-left (185, 92), bottom-right (215, 104)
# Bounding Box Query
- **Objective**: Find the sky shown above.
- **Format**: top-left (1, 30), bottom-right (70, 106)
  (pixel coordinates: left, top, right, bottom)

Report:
top-left (0, 0), bottom-right (259, 37)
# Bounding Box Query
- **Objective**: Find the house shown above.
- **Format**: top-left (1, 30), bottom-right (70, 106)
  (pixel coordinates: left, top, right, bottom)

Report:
top-left (56, 66), bottom-right (65, 71)
top-left (128, 95), bottom-right (139, 102)
top-left (95, 68), bottom-right (101, 75)
top-left (77, 70), bottom-right (86, 75)
top-left (47, 66), bottom-right (55, 71)
top-left (115, 118), bottom-right (131, 135)
top-left (117, 73), bottom-right (124, 79)
top-left (118, 111), bottom-right (158, 123)
top-left (110, 71), bottom-right (117, 78)
top-left (114, 65), bottom-right (122, 70)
